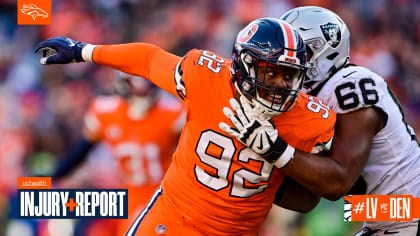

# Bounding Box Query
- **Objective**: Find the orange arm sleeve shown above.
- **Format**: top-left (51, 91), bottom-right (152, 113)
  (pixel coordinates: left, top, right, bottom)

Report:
top-left (92, 43), bottom-right (181, 96)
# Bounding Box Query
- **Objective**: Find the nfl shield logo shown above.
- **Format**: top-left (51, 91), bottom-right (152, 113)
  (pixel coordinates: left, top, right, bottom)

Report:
top-left (156, 224), bottom-right (167, 234)
top-left (320, 22), bottom-right (341, 48)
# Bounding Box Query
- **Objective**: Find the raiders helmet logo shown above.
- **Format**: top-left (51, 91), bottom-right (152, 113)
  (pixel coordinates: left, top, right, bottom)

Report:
top-left (320, 22), bottom-right (341, 48)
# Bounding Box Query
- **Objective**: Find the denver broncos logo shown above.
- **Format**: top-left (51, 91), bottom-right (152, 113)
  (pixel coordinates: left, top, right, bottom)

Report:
top-left (20, 4), bottom-right (49, 21)
top-left (237, 23), bottom-right (258, 43)
top-left (344, 195), bottom-right (352, 221)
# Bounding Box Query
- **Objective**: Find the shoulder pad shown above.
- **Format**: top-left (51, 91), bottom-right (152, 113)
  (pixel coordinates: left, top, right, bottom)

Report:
top-left (174, 49), bottom-right (202, 100)
top-left (319, 66), bottom-right (385, 114)
top-left (174, 49), bottom-right (230, 102)
top-left (183, 49), bottom-right (228, 74)
top-left (279, 92), bottom-right (336, 142)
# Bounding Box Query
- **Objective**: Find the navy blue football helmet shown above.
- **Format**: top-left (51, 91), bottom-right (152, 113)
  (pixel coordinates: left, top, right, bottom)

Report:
top-left (232, 18), bottom-right (307, 115)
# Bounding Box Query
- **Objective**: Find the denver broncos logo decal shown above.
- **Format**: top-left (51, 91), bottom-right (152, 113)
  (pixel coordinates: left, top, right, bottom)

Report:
top-left (20, 4), bottom-right (49, 21)
top-left (237, 23), bottom-right (258, 43)
top-left (344, 195), bottom-right (352, 221)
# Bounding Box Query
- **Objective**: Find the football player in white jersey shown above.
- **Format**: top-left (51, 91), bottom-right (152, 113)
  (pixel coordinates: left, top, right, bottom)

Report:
top-left (221, 6), bottom-right (420, 236)
top-left (279, 6), bottom-right (420, 236)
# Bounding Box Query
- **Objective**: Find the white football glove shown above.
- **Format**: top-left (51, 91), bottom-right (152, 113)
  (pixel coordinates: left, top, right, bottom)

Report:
top-left (219, 96), bottom-right (295, 168)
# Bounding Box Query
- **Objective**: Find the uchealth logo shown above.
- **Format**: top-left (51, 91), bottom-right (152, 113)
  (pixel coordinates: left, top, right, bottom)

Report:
top-left (18, 0), bottom-right (51, 25)
top-left (17, 177), bottom-right (128, 219)
top-left (344, 195), bottom-right (420, 222)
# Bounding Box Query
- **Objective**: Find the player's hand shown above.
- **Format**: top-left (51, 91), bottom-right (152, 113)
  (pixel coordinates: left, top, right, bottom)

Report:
top-left (219, 96), bottom-right (295, 168)
top-left (34, 36), bottom-right (86, 64)
top-left (220, 96), bottom-right (277, 154)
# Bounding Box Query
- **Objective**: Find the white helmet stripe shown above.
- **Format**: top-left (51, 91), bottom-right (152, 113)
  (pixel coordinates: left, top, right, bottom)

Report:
top-left (279, 21), bottom-right (297, 58)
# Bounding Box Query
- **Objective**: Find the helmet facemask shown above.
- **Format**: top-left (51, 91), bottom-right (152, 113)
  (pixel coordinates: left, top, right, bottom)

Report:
top-left (236, 51), bottom-right (305, 115)
top-left (303, 37), bottom-right (330, 89)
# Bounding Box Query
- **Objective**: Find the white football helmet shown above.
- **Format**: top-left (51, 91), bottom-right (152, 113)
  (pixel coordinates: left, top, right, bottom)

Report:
top-left (281, 6), bottom-right (350, 93)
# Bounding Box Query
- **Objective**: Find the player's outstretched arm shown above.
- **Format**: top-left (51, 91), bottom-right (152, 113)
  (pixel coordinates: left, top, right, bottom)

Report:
top-left (35, 36), bottom-right (181, 97)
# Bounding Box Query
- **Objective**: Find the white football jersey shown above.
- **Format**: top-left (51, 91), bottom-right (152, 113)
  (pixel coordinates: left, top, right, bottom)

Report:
top-left (308, 65), bottom-right (420, 201)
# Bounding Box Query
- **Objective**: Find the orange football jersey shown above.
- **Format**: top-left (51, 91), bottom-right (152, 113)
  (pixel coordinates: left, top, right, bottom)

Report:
top-left (83, 93), bottom-right (184, 235)
top-left (84, 94), bottom-right (183, 188)
top-left (92, 44), bottom-right (335, 235)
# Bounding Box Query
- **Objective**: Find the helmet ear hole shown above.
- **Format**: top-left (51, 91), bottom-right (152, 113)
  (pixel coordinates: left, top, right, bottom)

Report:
top-left (243, 53), bottom-right (254, 64)
top-left (306, 45), bottom-right (314, 61)
top-left (241, 79), bottom-right (255, 94)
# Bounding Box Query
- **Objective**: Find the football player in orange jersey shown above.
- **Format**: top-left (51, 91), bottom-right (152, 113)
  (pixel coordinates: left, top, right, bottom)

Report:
top-left (35, 18), bottom-right (336, 235)
top-left (52, 72), bottom-right (184, 235)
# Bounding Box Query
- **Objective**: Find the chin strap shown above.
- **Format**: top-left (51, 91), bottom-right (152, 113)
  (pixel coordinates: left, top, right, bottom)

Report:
top-left (221, 64), bottom-right (235, 76)
top-left (234, 81), bottom-right (281, 119)
top-left (255, 92), bottom-right (282, 118)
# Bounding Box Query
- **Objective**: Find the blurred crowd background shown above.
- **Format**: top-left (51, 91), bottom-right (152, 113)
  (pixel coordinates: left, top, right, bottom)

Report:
top-left (0, 0), bottom-right (419, 235)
